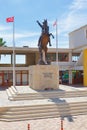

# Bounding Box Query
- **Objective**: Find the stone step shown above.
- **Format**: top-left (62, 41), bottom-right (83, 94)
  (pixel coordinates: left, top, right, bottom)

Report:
top-left (9, 93), bottom-right (87, 101)
top-left (4, 86), bottom-right (87, 121)
top-left (6, 89), bottom-right (12, 99)
top-left (2, 105), bottom-right (87, 116)
top-left (13, 92), bottom-right (87, 100)
top-left (4, 101), bottom-right (87, 110)
top-left (1, 111), bottom-right (87, 122)
top-left (1, 107), bottom-right (87, 122)
top-left (0, 101), bottom-right (87, 121)
top-left (16, 91), bottom-right (87, 97)
top-left (6, 86), bottom-right (87, 101)
top-left (11, 86), bottom-right (18, 94)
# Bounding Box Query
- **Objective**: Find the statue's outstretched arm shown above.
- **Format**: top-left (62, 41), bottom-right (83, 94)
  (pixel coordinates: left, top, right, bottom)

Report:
top-left (36, 20), bottom-right (43, 28)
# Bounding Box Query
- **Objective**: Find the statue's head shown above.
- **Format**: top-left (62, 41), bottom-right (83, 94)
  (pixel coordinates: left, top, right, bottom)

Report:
top-left (43, 19), bottom-right (48, 26)
top-left (45, 19), bottom-right (47, 23)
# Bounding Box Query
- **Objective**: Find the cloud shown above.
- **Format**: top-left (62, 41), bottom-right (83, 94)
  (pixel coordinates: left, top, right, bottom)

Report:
top-left (16, 39), bottom-right (38, 47)
top-left (0, 25), bottom-right (39, 38)
top-left (50, 0), bottom-right (87, 48)
top-left (0, 30), bottom-right (39, 40)
top-left (0, 29), bottom-right (40, 47)
top-left (70, 0), bottom-right (87, 11)
top-left (0, 25), bottom-right (12, 31)
top-left (15, 32), bottom-right (39, 39)
top-left (43, 0), bottom-right (87, 48)
top-left (57, 0), bottom-right (87, 34)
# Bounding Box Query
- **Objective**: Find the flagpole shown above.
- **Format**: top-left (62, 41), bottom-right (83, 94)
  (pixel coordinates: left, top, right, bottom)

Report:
top-left (13, 17), bottom-right (16, 88)
top-left (54, 19), bottom-right (59, 89)
top-left (55, 19), bottom-right (58, 64)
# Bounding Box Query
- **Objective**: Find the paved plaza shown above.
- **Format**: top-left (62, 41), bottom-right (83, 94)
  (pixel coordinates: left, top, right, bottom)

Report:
top-left (0, 115), bottom-right (87, 130)
top-left (0, 85), bottom-right (87, 130)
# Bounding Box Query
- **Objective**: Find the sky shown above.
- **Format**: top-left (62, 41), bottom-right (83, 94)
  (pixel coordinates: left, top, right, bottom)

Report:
top-left (0, 0), bottom-right (87, 48)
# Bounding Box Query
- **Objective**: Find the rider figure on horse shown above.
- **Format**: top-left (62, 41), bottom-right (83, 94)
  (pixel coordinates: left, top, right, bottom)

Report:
top-left (37, 19), bottom-right (52, 47)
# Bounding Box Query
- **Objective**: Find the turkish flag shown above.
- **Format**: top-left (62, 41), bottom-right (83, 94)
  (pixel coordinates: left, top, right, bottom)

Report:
top-left (53, 20), bottom-right (57, 26)
top-left (6, 16), bottom-right (14, 22)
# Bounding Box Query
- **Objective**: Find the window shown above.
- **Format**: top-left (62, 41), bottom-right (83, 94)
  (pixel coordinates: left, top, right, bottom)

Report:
top-left (16, 55), bottom-right (26, 64)
top-left (58, 53), bottom-right (69, 61)
top-left (72, 53), bottom-right (80, 62)
top-left (0, 54), bottom-right (11, 64)
top-left (47, 53), bottom-right (56, 61)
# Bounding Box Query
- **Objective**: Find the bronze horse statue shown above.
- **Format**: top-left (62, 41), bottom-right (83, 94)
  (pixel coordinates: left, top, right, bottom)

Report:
top-left (37, 20), bottom-right (54, 64)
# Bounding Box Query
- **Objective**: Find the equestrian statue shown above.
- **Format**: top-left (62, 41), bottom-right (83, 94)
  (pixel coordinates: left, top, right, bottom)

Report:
top-left (37, 19), bottom-right (54, 64)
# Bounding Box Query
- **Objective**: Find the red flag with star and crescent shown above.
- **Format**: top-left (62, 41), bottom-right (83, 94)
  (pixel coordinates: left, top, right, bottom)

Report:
top-left (6, 16), bottom-right (14, 22)
top-left (53, 20), bottom-right (57, 27)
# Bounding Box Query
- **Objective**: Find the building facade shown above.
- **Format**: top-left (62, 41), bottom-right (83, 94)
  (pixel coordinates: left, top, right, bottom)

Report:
top-left (0, 24), bottom-right (87, 87)
top-left (0, 46), bottom-right (83, 87)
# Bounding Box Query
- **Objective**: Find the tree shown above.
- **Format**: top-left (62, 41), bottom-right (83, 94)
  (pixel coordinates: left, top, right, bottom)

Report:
top-left (0, 38), bottom-right (6, 59)
top-left (0, 38), bottom-right (6, 47)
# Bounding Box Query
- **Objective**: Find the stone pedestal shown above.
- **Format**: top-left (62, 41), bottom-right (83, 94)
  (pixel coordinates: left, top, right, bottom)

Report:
top-left (29, 65), bottom-right (59, 90)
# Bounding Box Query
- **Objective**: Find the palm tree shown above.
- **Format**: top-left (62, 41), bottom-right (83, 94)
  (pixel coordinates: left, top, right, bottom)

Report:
top-left (0, 38), bottom-right (6, 47)
top-left (0, 38), bottom-right (6, 59)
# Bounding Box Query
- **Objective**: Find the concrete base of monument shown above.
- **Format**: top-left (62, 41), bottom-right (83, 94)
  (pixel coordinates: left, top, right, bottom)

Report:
top-left (38, 59), bottom-right (46, 65)
top-left (29, 65), bottom-right (59, 90)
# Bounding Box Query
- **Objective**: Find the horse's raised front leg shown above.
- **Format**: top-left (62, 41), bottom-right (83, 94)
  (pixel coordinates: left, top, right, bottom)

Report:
top-left (49, 33), bottom-right (54, 39)
top-left (48, 33), bottom-right (54, 46)
top-left (48, 38), bottom-right (52, 46)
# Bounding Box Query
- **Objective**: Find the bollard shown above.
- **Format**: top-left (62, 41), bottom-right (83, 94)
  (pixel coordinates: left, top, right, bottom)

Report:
top-left (28, 124), bottom-right (30, 130)
top-left (61, 119), bottom-right (64, 130)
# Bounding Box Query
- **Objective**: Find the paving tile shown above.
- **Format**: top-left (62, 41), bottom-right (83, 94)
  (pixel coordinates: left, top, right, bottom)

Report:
top-left (0, 115), bottom-right (87, 130)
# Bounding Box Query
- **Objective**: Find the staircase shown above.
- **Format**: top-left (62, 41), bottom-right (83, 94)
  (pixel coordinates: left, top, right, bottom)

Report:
top-left (0, 85), bottom-right (87, 122)
top-left (6, 86), bottom-right (87, 101)
top-left (0, 101), bottom-right (87, 121)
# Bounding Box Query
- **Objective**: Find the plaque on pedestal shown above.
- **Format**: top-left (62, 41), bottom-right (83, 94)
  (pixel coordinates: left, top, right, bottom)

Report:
top-left (29, 65), bottom-right (59, 90)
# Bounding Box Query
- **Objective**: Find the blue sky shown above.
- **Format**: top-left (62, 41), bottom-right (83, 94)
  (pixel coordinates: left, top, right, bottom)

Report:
top-left (0, 0), bottom-right (87, 48)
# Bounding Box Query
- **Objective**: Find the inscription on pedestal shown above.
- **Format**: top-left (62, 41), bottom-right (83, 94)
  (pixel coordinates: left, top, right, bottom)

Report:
top-left (43, 72), bottom-right (53, 78)
top-left (29, 65), bottom-right (59, 90)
